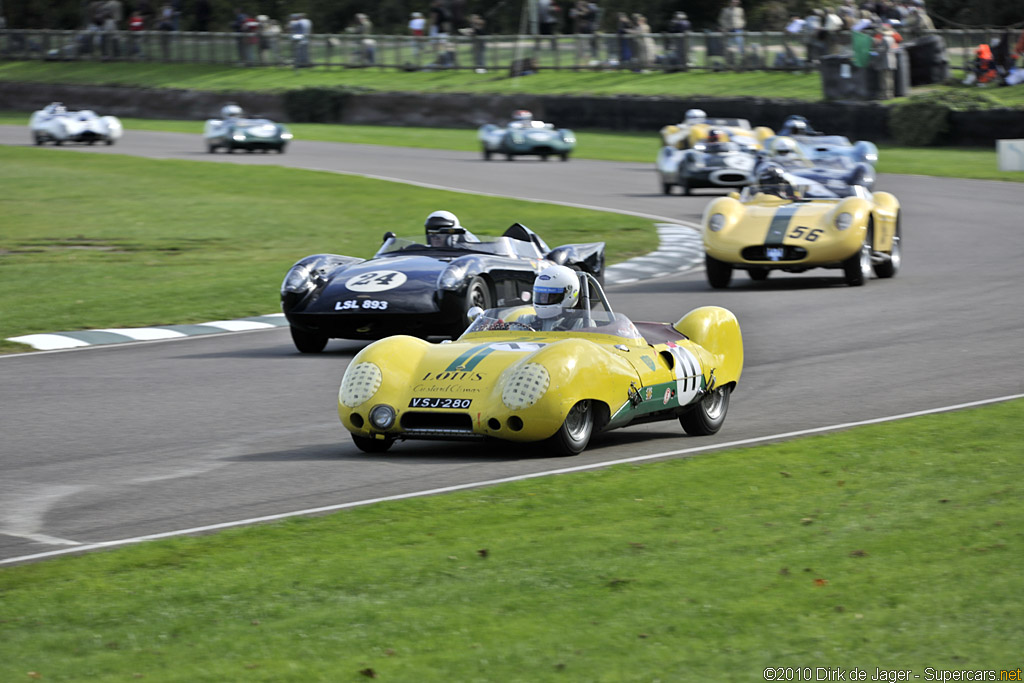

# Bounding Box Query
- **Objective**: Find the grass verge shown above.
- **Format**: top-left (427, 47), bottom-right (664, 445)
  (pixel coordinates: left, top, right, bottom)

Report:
top-left (0, 399), bottom-right (1020, 681)
top-left (0, 146), bottom-right (656, 348)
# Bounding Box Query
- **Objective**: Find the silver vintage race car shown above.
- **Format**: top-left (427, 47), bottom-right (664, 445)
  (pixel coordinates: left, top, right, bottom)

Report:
top-left (657, 129), bottom-right (758, 195)
top-left (478, 110), bottom-right (576, 161)
top-left (770, 115), bottom-right (878, 166)
top-left (29, 102), bottom-right (123, 146)
top-left (203, 104), bottom-right (293, 154)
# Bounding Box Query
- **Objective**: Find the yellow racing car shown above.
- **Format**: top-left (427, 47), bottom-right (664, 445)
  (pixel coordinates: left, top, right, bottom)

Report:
top-left (701, 165), bottom-right (902, 288)
top-left (338, 273), bottom-right (743, 455)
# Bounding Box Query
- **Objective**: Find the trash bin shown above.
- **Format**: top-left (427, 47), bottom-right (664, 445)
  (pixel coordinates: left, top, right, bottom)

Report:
top-left (905, 34), bottom-right (949, 86)
top-left (820, 53), bottom-right (874, 100)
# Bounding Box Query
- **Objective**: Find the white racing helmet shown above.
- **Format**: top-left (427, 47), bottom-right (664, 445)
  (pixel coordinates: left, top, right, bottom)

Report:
top-left (533, 265), bottom-right (580, 319)
top-left (512, 109), bottom-right (534, 121)
top-left (684, 108), bottom-right (707, 124)
top-left (424, 210), bottom-right (463, 247)
top-left (772, 137), bottom-right (798, 158)
top-left (221, 104), bottom-right (243, 119)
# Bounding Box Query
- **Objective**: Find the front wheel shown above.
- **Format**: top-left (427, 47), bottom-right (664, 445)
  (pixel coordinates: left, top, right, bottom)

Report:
top-left (748, 267), bottom-right (769, 281)
top-left (352, 434), bottom-right (394, 453)
top-left (705, 254), bottom-right (733, 289)
top-left (843, 223), bottom-right (873, 286)
top-left (290, 325), bottom-right (328, 354)
top-left (679, 386), bottom-right (731, 436)
top-left (560, 151), bottom-right (569, 161)
top-left (873, 212), bottom-right (901, 279)
top-left (547, 400), bottom-right (594, 455)
top-left (482, 146), bottom-right (492, 161)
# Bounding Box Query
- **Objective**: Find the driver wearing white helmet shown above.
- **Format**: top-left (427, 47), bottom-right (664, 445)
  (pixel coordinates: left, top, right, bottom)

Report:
top-left (424, 210), bottom-right (479, 248)
top-left (684, 108), bottom-right (707, 125)
top-left (523, 265), bottom-right (583, 331)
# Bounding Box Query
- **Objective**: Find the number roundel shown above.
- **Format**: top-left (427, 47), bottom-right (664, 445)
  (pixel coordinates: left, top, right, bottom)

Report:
top-left (344, 270), bottom-right (407, 292)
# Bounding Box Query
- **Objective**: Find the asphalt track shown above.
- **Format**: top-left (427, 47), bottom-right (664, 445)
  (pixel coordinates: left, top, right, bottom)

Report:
top-left (1, 127), bottom-right (1022, 565)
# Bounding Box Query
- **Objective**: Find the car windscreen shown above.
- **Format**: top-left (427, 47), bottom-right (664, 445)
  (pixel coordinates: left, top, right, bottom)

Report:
top-left (464, 307), bottom-right (643, 340)
top-left (376, 236), bottom-right (518, 258)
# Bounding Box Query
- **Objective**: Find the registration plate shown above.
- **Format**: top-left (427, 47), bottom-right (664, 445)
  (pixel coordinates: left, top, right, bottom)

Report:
top-left (766, 247), bottom-right (784, 261)
top-left (408, 397), bottom-right (472, 409)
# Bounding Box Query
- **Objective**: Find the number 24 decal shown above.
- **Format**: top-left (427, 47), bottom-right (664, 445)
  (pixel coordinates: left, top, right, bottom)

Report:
top-left (788, 226), bottom-right (824, 242)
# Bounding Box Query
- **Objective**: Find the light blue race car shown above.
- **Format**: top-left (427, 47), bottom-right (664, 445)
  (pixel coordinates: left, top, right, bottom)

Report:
top-left (478, 110), bottom-right (576, 161)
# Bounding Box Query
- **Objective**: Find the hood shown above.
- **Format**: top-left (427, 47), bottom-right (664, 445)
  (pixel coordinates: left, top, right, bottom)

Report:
top-left (306, 255), bottom-right (452, 314)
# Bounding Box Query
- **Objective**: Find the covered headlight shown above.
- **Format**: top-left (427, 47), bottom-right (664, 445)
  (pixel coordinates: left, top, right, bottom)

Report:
top-left (438, 264), bottom-right (468, 290)
top-left (835, 212), bottom-right (853, 231)
top-left (339, 362), bottom-right (383, 408)
top-left (232, 133), bottom-right (246, 141)
top-left (281, 264), bottom-right (313, 294)
top-left (510, 132), bottom-right (525, 144)
top-left (708, 214), bottom-right (726, 232)
top-left (368, 404), bottom-right (396, 430)
top-left (502, 363), bottom-right (550, 410)
top-left (281, 131), bottom-right (294, 140)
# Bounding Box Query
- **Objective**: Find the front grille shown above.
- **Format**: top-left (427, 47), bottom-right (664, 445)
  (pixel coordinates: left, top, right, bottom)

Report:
top-left (741, 245), bottom-right (808, 262)
top-left (400, 412), bottom-right (479, 439)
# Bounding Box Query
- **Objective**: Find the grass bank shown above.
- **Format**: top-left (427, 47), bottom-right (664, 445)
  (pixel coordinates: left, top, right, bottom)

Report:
top-left (0, 147), bottom-right (655, 350)
top-left (1, 399), bottom-right (1020, 681)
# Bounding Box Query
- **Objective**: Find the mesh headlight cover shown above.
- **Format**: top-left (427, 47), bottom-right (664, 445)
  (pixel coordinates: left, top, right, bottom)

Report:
top-left (502, 363), bottom-right (551, 410)
top-left (339, 362), bottom-right (383, 408)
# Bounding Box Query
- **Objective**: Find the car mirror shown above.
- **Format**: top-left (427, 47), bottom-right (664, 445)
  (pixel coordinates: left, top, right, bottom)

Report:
top-left (382, 231), bottom-right (396, 243)
top-left (467, 306), bottom-right (484, 322)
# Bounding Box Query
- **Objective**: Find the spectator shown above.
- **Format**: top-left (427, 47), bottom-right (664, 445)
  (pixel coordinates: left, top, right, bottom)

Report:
top-left (157, 3), bottom-right (174, 59)
top-left (409, 11), bottom-right (425, 37)
top-left (349, 13), bottom-right (375, 66)
top-left (822, 6), bottom-right (844, 55)
top-left (428, 0), bottom-right (449, 37)
top-left (569, 0), bottom-right (599, 61)
top-left (718, 0), bottom-right (746, 55)
top-left (128, 10), bottom-right (144, 57)
top-left (615, 12), bottom-right (633, 67)
top-left (632, 13), bottom-right (657, 70)
top-left (873, 21), bottom-right (899, 98)
top-left (538, 0), bottom-right (560, 39)
top-left (460, 13), bottom-right (487, 72)
top-left (667, 11), bottom-right (691, 69)
top-left (256, 14), bottom-right (281, 64)
top-left (100, 0), bottom-right (123, 57)
top-left (289, 12), bottom-right (312, 67)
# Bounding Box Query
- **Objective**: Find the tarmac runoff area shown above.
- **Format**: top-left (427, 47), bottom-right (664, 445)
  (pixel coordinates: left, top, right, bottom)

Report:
top-left (7, 224), bottom-right (704, 351)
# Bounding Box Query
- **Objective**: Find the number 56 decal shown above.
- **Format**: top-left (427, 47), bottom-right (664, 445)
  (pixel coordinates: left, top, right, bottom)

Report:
top-left (788, 226), bottom-right (824, 242)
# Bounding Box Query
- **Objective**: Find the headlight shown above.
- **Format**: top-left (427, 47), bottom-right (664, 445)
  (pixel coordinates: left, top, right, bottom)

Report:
top-left (438, 264), bottom-right (468, 290)
top-left (339, 362), bottom-right (383, 408)
top-left (502, 363), bottom-right (550, 410)
top-left (835, 212), bottom-right (853, 231)
top-left (708, 214), bottom-right (726, 232)
top-left (281, 132), bottom-right (294, 140)
top-left (282, 265), bottom-right (313, 294)
top-left (232, 133), bottom-right (246, 141)
top-left (368, 404), bottom-right (396, 430)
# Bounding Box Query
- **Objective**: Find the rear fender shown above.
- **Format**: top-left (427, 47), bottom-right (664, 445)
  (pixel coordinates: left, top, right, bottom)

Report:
top-left (546, 242), bottom-right (606, 278)
top-left (673, 307), bottom-right (743, 386)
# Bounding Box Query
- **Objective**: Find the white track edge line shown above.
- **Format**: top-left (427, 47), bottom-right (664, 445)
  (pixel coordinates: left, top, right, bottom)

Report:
top-left (3, 392), bottom-right (1021, 566)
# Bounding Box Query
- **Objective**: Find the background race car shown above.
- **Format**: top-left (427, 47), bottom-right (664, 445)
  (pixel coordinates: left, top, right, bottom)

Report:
top-left (769, 115), bottom-right (879, 166)
top-left (702, 179), bottom-right (902, 288)
top-left (660, 116), bottom-right (773, 151)
top-left (204, 104), bottom-right (293, 154)
top-left (29, 102), bottom-right (123, 146)
top-left (338, 273), bottom-right (743, 455)
top-left (478, 109), bottom-right (576, 161)
top-left (759, 136), bottom-right (876, 193)
top-left (281, 220), bottom-right (604, 352)
top-left (657, 137), bottom-right (757, 195)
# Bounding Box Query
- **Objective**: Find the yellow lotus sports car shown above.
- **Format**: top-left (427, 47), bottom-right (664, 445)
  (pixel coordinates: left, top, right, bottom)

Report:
top-left (338, 275), bottom-right (743, 455)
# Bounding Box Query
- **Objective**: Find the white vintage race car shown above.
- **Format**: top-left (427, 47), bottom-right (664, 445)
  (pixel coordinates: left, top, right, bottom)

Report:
top-left (29, 102), bottom-right (123, 146)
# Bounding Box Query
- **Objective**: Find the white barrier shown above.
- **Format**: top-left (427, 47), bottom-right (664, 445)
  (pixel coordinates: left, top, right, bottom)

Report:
top-left (997, 139), bottom-right (1024, 171)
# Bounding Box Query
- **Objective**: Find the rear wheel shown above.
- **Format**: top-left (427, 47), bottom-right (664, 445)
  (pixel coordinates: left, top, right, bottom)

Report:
top-left (661, 178), bottom-right (673, 195)
top-left (679, 386), bottom-right (731, 436)
top-left (352, 434), bottom-right (394, 453)
top-left (679, 173), bottom-right (691, 196)
top-left (207, 143), bottom-right (217, 153)
top-left (454, 276), bottom-right (492, 337)
top-left (705, 254), bottom-right (733, 289)
top-left (873, 212), bottom-right (901, 279)
top-left (482, 146), bottom-right (492, 160)
top-left (843, 223), bottom-right (873, 286)
top-left (290, 326), bottom-right (328, 354)
top-left (547, 400), bottom-right (594, 455)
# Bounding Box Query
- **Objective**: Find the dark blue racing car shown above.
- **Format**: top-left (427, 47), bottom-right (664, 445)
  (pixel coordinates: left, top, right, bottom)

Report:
top-left (280, 211), bottom-right (605, 352)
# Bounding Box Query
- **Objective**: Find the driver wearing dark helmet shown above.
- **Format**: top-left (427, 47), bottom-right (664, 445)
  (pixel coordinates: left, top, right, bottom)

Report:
top-left (756, 163), bottom-right (797, 200)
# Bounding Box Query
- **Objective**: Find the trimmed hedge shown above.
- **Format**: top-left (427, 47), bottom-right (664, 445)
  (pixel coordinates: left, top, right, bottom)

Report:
top-left (889, 89), bottom-right (1002, 146)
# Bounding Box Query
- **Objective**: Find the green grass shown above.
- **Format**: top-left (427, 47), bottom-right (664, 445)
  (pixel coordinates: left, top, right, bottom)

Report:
top-left (1, 399), bottom-right (1020, 681)
top-left (0, 147), bottom-right (656, 349)
top-left (4, 60), bottom-right (1024, 108)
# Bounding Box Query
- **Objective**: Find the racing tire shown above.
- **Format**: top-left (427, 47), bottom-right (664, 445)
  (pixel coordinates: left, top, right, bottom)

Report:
top-left (560, 152), bottom-right (569, 161)
top-left (679, 386), bottom-right (731, 436)
top-left (482, 146), bottom-right (492, 161)
top-left (207, 143), bottom-right (218, 153)
top-left (873, 212), bottom-right (901, 279)
top-left (748, 267), bottom-right (770, 281)
top-left (54, 139), bottom-right (63, 146)
top-left (105, 139), bottom-right (114, 146)
top-left (505, 154), bottom-right (514, 161)
top-left (277, 145), bottom-right (287, 154)
top-left (33, 133), bottom-right (42, 146)
top-left (679, 175), bottom-right (691, 196)
top-left (661, 179), bottom-right (673, 195)
top-left (540, 154), bottom-right (549, 161)
top-left (547, 400), bottom-right (594, 455)
top-left (290, 326), bottom-right (328, 354)
top-left (705, 255), bottom-right (733, 289)
top-left (843, 223), bottom-right (873, 287)
top-left (87, 140), bottom-right (96, 145)
top-left (352, 434), bottom-right (394, 454)
top-left (455, 276), bottom-right (492, 337)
